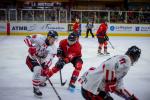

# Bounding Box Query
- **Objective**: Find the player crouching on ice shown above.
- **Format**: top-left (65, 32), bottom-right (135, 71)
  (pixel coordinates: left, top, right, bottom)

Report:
top-left (44, 33), bottom-right (83, 92)
top-left (24, 30), bottom-right (58, 97)
top-left (96, 20), bottom-right (109, 55)
top-left (79, 46), bottom-right (141, 100)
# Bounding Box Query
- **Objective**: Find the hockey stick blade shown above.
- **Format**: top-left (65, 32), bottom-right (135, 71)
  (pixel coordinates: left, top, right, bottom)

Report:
top-left (60, 70), bottom-right (67, 86)
top-left (61, 80), bottom-right (67, 86)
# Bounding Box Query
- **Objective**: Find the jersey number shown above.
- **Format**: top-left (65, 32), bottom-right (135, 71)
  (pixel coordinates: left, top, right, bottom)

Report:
top-left (119, 58), bottom-right (126, 64)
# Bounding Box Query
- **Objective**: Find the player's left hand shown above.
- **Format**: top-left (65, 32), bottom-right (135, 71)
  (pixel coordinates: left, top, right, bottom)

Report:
top-left (105, 35), bottom-right (109, 41)
top-left (55, 58), bottom-right (66, 68)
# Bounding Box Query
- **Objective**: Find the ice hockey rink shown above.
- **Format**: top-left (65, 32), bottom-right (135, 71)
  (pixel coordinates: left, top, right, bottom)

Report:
top-left (0, 36), bottom-right (150, 100)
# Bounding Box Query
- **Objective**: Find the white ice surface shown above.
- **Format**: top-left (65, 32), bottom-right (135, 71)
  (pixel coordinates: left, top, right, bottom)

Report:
top-left (0, 36), bottom-right (150, 100)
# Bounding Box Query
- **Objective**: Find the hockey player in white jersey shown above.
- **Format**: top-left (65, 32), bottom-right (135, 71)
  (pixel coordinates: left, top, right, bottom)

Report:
top-left (79, 46), bottom-right (141, 100)
top-left (24, 30), bottom-right (58, 97)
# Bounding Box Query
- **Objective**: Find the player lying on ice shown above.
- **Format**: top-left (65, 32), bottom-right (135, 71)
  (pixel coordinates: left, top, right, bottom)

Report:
top-left (79, 46), bottom-right (141, 100)
top-left (24, 30), bottom-right (58, 97)
top-left (43, 32), bottom-right (83, 92)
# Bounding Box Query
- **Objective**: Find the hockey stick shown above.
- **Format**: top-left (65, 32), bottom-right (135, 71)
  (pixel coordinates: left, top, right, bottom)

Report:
top-left (35, 58), bottom-right (62, 100)
top-left (108, 40), bottom-right (115, 49)
top-left (47, 78), bottom-right (62, 100)
top-left (60, 70), bottom-right (67, 86)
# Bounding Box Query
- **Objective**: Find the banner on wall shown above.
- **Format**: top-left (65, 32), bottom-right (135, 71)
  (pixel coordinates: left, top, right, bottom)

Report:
top-left (10, 23), bottom-right (68, 32)
top-left (8, 22), bottom-right (150, 34)
top-left (108, 24), bottom-right (150, 34)
top-left (82, 23), bottom-right (150, 34)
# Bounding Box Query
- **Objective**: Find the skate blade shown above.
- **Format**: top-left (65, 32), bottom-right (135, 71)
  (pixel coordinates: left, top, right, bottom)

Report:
top-left (34, 94), bottom-right (42, 98)
top-left (97, 53), bottom-right (110, 56)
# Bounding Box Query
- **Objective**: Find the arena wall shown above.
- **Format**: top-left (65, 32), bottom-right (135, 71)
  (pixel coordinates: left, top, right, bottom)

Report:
top-left (0, 22), bottom-right (150, 37)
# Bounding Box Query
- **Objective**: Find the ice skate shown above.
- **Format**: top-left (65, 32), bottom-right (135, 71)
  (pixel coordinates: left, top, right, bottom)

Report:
top-left (97, 49), bottom-right (104, 55)
top-left (33, 87), bottom-right (42, 97)
top-left (104, 48), bottom-right (110, 55)
top-left (104, 51), bottom-right (110, 55)
top-left (68, 84), bottom-right (75, 93)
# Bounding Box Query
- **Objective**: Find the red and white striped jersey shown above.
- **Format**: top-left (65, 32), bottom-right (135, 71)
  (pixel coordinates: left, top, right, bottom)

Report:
top-left (24, 34), bottom-right (57, 67)
top-left (79, 55), bottom-right (132, 95)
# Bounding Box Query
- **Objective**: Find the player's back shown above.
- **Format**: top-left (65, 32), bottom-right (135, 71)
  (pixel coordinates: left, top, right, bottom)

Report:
top-left (80, 55), bottom-right (131, 95)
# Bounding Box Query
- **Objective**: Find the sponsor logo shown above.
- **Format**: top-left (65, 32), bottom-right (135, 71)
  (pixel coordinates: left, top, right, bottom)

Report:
top-left (141, 26), bottom-right (150, 31)
top-left (11, 24), bottom-right (36, 31)
top-left (135, 27), bottom-right (140, 31)
top-left (115, 26), bottom-right (132, 31)
top-left (110, 26), bottom-right (115, 31)
top-left (110, 25), bottom-right (132, 32)
top-left (12, 26), bottom-right (27, 30)
top-left (41, 24), bottom-right (65, 31)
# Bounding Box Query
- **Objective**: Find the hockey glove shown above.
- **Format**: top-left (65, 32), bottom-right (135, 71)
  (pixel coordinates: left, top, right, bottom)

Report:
top-left (57, 48), bottom-right (64, 57)
top-left (28, 47), bottom-right (36, 56)
top-left (41, 67), bottom-right (49, 76)
top-left (41, 62), bottom-right (50, 69)
top-left (105, 35), bottom-right (109, 41)
top-left (55, 58), bottom-right (66, 69)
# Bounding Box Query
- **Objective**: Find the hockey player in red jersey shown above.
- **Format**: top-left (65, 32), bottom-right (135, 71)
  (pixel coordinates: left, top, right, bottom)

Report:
top-left (44, 33), bottom-right (83, 92)
top-left (73, 18), bottom-right (81, 38)
top-left (24, 30), bottom-right (58, 97)
top-left (96, 21), bottom-right (109, 55)
top-left (79, 46), bottom-right (141, 100)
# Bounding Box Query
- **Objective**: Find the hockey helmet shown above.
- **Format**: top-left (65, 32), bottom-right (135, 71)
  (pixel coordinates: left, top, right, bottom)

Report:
top-left (75, 18), bottom-right (79, 22)
top-left (45, 30), bottom-right (58, 45)
top-left (125, 46), bottom-right (141, 63)
top-left (67, 33), bottom-right (77, 45)
top-left (101, 19), bottom-right (108, 25)
top-left (47, 30), bottom-right (58, 40)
